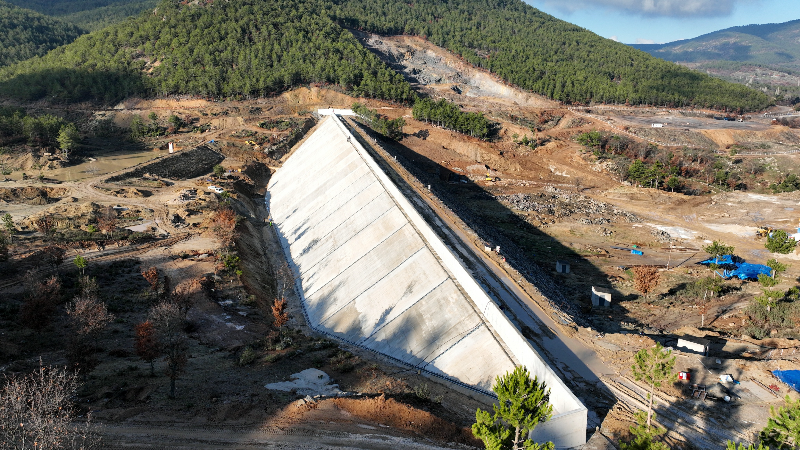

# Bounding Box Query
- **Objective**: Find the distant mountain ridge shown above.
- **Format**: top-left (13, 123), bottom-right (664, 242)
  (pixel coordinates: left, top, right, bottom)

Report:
top-left (5, 0), bottom-right (157, 31)
top-left (632, 19), bottom-right (800, 67)
top-left (632, 19), bottom-right (800, 100)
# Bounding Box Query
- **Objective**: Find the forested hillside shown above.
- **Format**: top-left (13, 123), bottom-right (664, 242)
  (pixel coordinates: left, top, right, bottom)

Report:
top-left (0, 0), bottom-right (771, 110)
top-left (332, 0), bottom-right (770, 111)
top-left (0, 0), bottom-right (414, 104)
top-left (60, 0), bottom-right (158, 32)
top-left (0, 1), bottom-right (85, 68)
top-left (4, 0), bottom-right (156, 30)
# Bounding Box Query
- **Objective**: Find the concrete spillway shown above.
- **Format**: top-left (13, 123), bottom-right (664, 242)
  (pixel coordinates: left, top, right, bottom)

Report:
top-left (267, 116), bottom-right (586, 448)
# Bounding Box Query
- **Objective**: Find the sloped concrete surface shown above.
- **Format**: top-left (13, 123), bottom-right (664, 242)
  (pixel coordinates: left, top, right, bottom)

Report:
top-left (267, 116), bottom-right (586, 447)
top-left (269, 117), bottom-right (513, 390)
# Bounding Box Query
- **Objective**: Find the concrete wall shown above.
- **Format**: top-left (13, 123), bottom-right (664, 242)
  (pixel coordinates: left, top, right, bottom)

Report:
top-left (267, 116), bottom-right (586, 448)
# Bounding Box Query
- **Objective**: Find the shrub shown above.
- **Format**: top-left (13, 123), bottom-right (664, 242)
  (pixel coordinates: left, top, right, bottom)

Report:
top-left (239, 346), bottom-right (257, 366)
top-left (766, 230), bottom-right (797, 254)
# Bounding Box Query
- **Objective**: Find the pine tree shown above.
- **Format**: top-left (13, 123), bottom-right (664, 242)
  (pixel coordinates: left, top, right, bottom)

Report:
top-left (631, 343), bottom-right (676, 429)
top-left (761, 395), bottom-right (800, 449)
top-left (472, 366), bottom-right (554, 450)
top-left (620, 411), bottom-right (668, 450)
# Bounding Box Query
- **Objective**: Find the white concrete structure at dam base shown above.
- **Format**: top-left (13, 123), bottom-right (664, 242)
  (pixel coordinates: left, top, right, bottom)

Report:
top-left (267, 115), bottom-right (587, 448)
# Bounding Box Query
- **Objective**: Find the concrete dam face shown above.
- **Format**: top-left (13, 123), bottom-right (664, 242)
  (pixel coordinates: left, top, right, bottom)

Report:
top-left (267, 116), bottom-right (586, 448)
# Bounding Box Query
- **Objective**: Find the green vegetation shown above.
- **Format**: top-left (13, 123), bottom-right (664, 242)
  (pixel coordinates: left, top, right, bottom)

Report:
top-left (4, 0), bottom-right (157, 32)
top-left (621, 411), bottom-right (668, 450)
top-left (0, 0), bottom-right (771, 110)
top-left (574, 130), bottom-right (751, 194)
top-left (761, 395), bottom-right (800, 449)
top-left (746, 288), bottom-right (800, 339)
top-left (726, 443), bottom-right (769, 450)
top-left (472, 366), bottom-right (553, 450)
top-left (0, 1), bottom-right (85, 68)
top-left (0, 0), bottom-right (414, 104)
top-left (333, 0), bottom-right (770, 110)
top-left (352, 102), bottom-right (405, 140)
top-left (412, 97), bottom-right (491, 139)
top-left (703, 241), bottom-right (735, 259)
top-left (630, 343), bottom-right (676, 428)
top-left (766, 230), bottom-right (797, 254)
top-left (634, 19), bottom-right (800, 101)
top-left (771, 174), bottom-right (800, 193)
top-left (0, 107), bottom-right (76, 149)
top-left (60, 0), bottom-right (158, 32)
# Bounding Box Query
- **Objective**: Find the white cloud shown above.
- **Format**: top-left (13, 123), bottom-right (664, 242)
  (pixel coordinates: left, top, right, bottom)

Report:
top-left (609, 35), bottom-right (620, 41)
top-left (534, 0), bottom-right (750, 17)
top-left (635, 38), bottom-right (656, 44)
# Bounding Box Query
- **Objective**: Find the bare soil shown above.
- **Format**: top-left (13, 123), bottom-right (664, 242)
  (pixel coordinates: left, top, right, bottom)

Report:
top-left (3, 36), bottom-right (800, 449)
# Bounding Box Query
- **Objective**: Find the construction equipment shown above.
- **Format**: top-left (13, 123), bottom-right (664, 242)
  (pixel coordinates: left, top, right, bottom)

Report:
top-left (245, 140), bottom-right (257, 146)
top-left (485, 172), bottom-right (500, 182)
top-left (756, 226), bottom-right (773, 238)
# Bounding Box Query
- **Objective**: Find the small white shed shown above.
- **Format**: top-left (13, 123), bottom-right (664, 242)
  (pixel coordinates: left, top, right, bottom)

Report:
top-left (677, 336), bottom-right (710, 356)
top-left (591, 286), bottom-right (612, 307)
top-left (556, 260), bottom-right (570, 274)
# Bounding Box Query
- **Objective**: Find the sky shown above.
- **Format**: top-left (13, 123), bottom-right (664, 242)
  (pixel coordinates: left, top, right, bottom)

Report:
top-left (523, 0), bottom-right (800, 45)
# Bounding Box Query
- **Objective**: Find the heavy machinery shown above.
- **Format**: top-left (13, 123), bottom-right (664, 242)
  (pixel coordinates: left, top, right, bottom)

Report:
top-left (485, 172), bottom-right (500, 183)
top-left (756, 226), bottom-right (773, 238)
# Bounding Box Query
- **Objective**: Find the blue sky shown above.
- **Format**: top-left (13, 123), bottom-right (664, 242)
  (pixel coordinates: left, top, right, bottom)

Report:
top-left (523, 0), bottom-right (800, 44)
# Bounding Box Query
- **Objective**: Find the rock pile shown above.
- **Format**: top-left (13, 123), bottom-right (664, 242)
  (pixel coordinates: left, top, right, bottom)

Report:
top-left (497, 187), bottom-right (640, 224)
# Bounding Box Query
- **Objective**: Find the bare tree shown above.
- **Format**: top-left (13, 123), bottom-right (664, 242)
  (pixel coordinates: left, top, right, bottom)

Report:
top-left (210, 206), bottom-right (238, 251)
top-left (0, 364), bottom-right (100, 449)
top-left (65, 278), bottom-right (114, 377)
top-left (171, 279), bottom-right (201, 319)
top-left (41, 245), bottom-right (66, 270)
top-left (134, 321), bottom-right (160, 377)
top-left (19, 274), bottom-right (61, 330)
top-left (66, 292), bottom-right (114, 337)
top-left (272, 298), bottom-right (289, 328)
top-left (141, 266), bottom-right (159, 293)
top-left (34, 216), bottom-right (54, 235)
top-left (271, 261), bottom-right (294, 302)
top-left (270, 262), bottom-right (294, 328)
top-left (96, 206), bottom-right (117, 239)
top-left (148, 302), bottom-right (187, 398)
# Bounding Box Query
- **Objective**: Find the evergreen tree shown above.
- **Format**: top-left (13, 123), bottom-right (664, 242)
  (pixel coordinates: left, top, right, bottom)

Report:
top-left (57, 122), bottom-right (79, 156)
top-left (472, 366), bottom-right (554, 450)
top-left (630, 343), bottom-right (676, 428)
top-left (761, 396), bottom-right (800, 449)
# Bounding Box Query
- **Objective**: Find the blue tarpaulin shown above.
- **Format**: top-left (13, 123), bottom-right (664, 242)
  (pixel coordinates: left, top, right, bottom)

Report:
top-left (725, 263), bottom-right (773, 280)
top-left (774, 370), bottom-right (800, 393)
top-left (699, 255), bottom-right (736, 266)
top-left (698, 255), bottom-right (773, 280)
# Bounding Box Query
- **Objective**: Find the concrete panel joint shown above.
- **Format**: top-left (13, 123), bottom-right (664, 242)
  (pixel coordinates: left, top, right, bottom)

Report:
top-left (267, 115), bottom-right (586, 448)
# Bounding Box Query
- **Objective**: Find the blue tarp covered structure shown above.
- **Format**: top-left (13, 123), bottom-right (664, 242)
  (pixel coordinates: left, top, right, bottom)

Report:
top-left (725, 263), bottom-right (773, 280)
top-left (699, 255), bottom-right (736, 266)
top-left (774, 370), bottom-right (800, 393)
top-left (698, 255), bottom-right (773, 280)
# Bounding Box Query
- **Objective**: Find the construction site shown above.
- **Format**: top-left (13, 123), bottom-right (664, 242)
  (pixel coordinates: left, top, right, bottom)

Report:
top-left (3, 33), bottom-right (800, 450)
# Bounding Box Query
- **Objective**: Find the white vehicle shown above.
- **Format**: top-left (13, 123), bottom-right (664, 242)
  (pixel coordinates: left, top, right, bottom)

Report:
top-left (207, 185), bottom-right (224, 193)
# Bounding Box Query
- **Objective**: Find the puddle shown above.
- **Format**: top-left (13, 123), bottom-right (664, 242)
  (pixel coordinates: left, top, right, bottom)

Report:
top-left (7, 149), bottom-right (163, 182)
